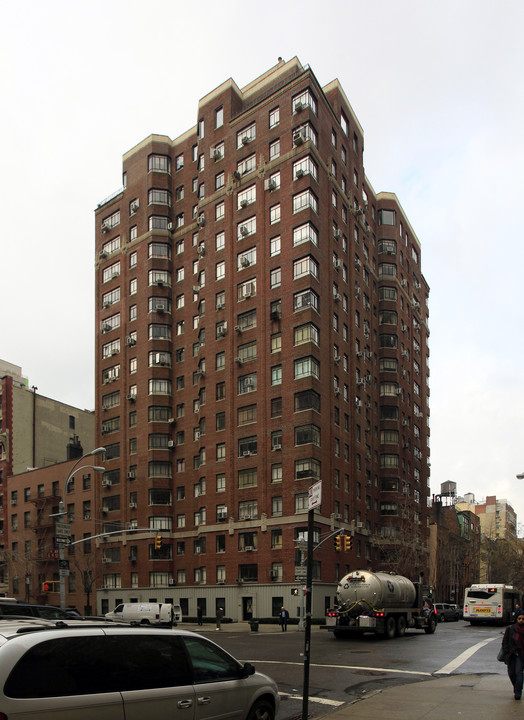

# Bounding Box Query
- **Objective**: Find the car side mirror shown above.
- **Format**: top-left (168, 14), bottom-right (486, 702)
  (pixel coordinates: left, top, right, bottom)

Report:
top-left (241, 662), bottom-right (255, 678)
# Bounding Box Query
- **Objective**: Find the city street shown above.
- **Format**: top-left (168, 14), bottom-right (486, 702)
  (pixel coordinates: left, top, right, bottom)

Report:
top-left (191, 621), bottom-right (507, 720)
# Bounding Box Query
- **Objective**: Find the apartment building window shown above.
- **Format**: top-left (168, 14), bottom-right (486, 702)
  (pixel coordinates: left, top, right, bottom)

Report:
top-left (215, 171), bottom-right (225, 190)
top-left (378, 209), bottom-right (397, 226)
top-left (294, 389), bottom-right (321, 413)
top-left (271, 366), bottom-right (282, 385)
top-left (238, 404), bottom-right (257, 425)
top-left (149, 487), bottom-right (172, 504)
top-left (215, 202), bottom-right (225, 221)
top-left (271, 464), bottom-right (283, 484)
top-left (293, 189), bottom-right (318, 214)
top-left (215, 231), bottom-right (225, 252)
top-left (237, 218), bottom-right (256, 242)
top-left (270, 267), bottom-right (281, 288)
top-left (102, 288), bottom-right (120, 307)
top-left (148, 324), bottom-right (172, 341)
top-left (238, 373), bottom-right (257, 394)
top-left (293, 255), bottom-right (319, 280)
top-left (216, 443), bottom-right (226, 462)
top-left (238, 500), bottom-right (258, 520)
top-left (269, 107), bottom-right (279, 128)
top-left (149, 269), bottom-right (172, 287)
top-left (293, 122), bottom-right (317, 146)
top-left (271, 497), bottom-right (282, 517)
top-left (238, 184), bottom-right (256, 209)
top-left (295, 458), bottom-right (320, 481)
top-left (149, 216), bottom-right (170, 231)
top-left (215, 261), bottom-right (225, 281)
top-left (148, 154), bottom-right (171, 173)
top-left (293, 156), bottom-right (318, 181)
top-left (269, 139), bottom-right (280, 160)
top-left (294, 323), bottom-right (319, 346)
top-left (295, 424), bottom-right (321, 447)
top-left (237, 308), bottom-right (256, 331)
top-left (293, 288), bottom-right (319, 312)
top-left (271, 397), bottom-right (282, 417)
top-left (292, 88), bottom-right (317, 114)
top-left (237, 340), bottom-right (257, 363)
top-left (148, 406), bottom-right (172, 422)
top-left (238, 436), bottom-right (257, 457)
top-left (101, 235), bottom-right (121, 256)
top-left (148, 189), bottom-right (171, 206)
top-left (294, 356), bottom-right (319, 380)
top-left (237, 153), bottom-right (256, 176)
top-left (295, 493), bottom-right (309, 513)
top-left (129, 278), bottom-right (137, 295)
top-left (271, 528), bottom-right (282, 549)
top-left (101, 210), bottom-right (120, 230)
top-left (102, 262), bottom-right (120, 283)
top-left (270, 333), bottom-right (281, 353)
top-left (237, 122), bottom-right (256, 148)
top-left (269, 235), bottom-right (281, 257)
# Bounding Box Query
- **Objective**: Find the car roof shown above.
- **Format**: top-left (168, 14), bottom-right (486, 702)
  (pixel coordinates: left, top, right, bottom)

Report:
top-left (0, 618), bottom-right (205, 642)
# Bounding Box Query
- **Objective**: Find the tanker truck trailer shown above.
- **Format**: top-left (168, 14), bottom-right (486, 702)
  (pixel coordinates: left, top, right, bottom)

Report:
top-left (323, 569), bottom-right (438, 639)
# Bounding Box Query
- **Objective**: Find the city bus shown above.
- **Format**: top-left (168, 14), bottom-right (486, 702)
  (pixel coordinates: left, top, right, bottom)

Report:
top-left (463, 583), bottom-right (522, 624)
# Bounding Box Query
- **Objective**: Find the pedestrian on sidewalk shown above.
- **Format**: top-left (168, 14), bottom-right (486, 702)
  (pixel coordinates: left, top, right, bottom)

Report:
top-left (197, 605), bottom-right (203, 626)
top-left (502, 610), bottom-right (524, 699)
top-left (279, 606), bottom-right (290, 632)
top-left (216, 607), bottom-right (224, 630)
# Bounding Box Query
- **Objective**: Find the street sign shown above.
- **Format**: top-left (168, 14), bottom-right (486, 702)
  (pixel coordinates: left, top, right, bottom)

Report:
top-left (308, 481), bottom-right (321, 510)
top-left (295, 566), bottom-right (307, 579)
top-left (59, 569), bottom-right (70, 578)
top-left (55, 522), bottom-right (71, 537)
top-left (56, 537), bottom-right (71, 545)
top-left (58, 560), bottom-right (69, 571)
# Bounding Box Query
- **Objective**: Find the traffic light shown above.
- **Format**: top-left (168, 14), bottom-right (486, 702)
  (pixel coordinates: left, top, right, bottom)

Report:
top-left (344, 535), bottom-right (353, 552)
top-left (154, 535), bottom-right (163, 550)
top-left (42, 581), bottom-right (58, 593)
top-left (334, 535), bottom-right (342, 551)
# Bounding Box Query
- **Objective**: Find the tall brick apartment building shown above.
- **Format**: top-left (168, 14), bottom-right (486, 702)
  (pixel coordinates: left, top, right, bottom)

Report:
top-left (94, 58), bottom-right (430, 620)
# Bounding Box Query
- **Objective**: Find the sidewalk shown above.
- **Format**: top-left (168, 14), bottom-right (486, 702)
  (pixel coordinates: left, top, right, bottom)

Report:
top-left (179, 623), bottom-right (517, 719)
top-left (324, 673), bottom-right (519, 720)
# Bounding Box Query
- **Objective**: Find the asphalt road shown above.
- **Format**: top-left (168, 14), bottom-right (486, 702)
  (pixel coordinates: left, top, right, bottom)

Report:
top-left (201, 621), bottom-right (507, 720)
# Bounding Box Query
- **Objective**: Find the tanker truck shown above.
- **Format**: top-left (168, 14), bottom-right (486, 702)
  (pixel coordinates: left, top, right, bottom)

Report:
top-left (323, 569), bottom-right (437, 639)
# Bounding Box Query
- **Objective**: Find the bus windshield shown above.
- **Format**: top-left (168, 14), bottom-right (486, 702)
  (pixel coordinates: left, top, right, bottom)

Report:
top-left (466, 590), bottom-right (497, 600)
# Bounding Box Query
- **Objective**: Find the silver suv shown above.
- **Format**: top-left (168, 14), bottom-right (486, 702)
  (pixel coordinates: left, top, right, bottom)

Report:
top-left (433, 603), bottom-right (460, 622)
top-left (0, 619), bottom-right (279, 720)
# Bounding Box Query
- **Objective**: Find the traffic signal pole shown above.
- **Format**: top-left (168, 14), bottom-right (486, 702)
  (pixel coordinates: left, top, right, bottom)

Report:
top-left (301, 506), bottom-right (314, 720)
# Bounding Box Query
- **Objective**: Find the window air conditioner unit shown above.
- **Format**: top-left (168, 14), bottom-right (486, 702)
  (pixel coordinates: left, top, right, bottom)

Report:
top-left (270, 571), bottom-right (279, 579)
top-left (101, 323), bottom-right (112, 333)
top-left (294, 101), bottom-right (304, 112)
top-left (126, 394), bottom-right (136, 402)
top-left (355, 399), bottom-right (362, 407)
top-left (83, 513), bottom-right (91, 520)
top-left (233, 170), bottom-right (241, 180)
top-left (245, 546), bottom-right (253, 552)
top-left (240, 199), bottom-right (249, 208)
top-left (10, 500), bottom-right (16, 506)
top-left (295, 169), bottom-right (305, 179)
top-left (102, 558), bottom-right (111, 564)
top-left (365, 351), bottom-right (373, 359)
top-left (334, 354), bottom-right (341, 363)
top-left (127, 471), bottom-right (136, 479)
top-left (197, 216), bottom-right (206, 227)
top-left (168, 579), bottom-right (176, 586)
top-left (125, 336), bottom-right (136, 346)
top-left (234, 325), bottom-right (242, 333)
top-left (155, 278), bottom-right (164, 287)
top-left (99, 250), bottom-right (108, 259)
top-left (241, 135), bottom-right (251, 145)
top-left (334, 514), bottom-right (342, 520)
top-left (217, 327), bottom-right (226, 337)
top-left (293, 131), bottom-right (305, 146)
top-left (334, 293), bottom-right (341, 302)
top-left (102, 222), bottom-right (110, 232)
top-left (216, 300), bottom-right (225, 310)
top-left (167, 221), bottom-right (174, 232)
top-left (334, 388), bottom-right (341, 396)
top-left (156, 304), bottom-right (166, 313)
top-left (243, 450), bottom-right (252, 457)
top-left (272, 442), bottom-right (282, 451)
top-left (333, 259), bottom-right (342, 269)
top-left (197, 245), bottom-right (205, 256)
top-left (333, 229), bottom-right (342, 238)
top-left (102, 479), bottom-right (112, 487)
top-left (245, 378), bottom-right (254, 387)
top-left (101, 424), bottom-right (109, 434)
top-left (401, 279), bottom-right (408, 287)
top-left (240, 226), bottom-right (249, 238)
top-left (212, 148), bottom-right (222, 160)
top-left (129, 502), bottom-right (137, 508)
top-left (193, 285), bottom-right (201, 293)
top-left (235, 357), bottom-right (243, 364)
top-left (168, 440), bottom-right (175, 449)
top-left (264, 178), bottom-right (277, 191)
top-left (130, 201), bottom-right (139, 213)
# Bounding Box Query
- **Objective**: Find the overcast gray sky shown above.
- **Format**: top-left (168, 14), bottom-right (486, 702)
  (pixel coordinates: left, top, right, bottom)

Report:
top-left (2, 0), bottom-right (524, 528)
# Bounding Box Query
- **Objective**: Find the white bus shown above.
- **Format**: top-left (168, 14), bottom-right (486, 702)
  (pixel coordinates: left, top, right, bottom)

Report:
top-left (463, 584), bottom-right (522, 624)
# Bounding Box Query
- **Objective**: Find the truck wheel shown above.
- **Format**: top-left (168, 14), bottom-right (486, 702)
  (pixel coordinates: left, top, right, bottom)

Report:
top-left (396, 616), bottom-right (406, 637)
top-left (384, 616), bottom-right (396, 639)
top-left (140, 619), bottom-right (151, 625)
top-left (424, 616), bottom-right (437, 634)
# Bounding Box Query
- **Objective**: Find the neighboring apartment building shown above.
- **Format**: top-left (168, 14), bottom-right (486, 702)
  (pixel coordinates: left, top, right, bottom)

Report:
top-left (94, 57), bottom-right (431, 620)
top-left (429, 495), bottom-right (481, 606)
top-left (456, 494), bottom-right (517, 540)
top-left (0, 361), bottom-right (95, 601)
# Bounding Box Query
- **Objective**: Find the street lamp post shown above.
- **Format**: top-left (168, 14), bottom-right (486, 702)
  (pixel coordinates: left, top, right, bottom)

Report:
top-left (56, 448), bottom-right (105, 610)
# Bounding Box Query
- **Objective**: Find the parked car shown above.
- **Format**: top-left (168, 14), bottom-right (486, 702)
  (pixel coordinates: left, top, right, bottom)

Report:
top-left (0, 600), bottom-right (72, 620)
top-left (433, 603), bottom-right (460, 622)
top-left (0, 619), bottom-right (279, 720)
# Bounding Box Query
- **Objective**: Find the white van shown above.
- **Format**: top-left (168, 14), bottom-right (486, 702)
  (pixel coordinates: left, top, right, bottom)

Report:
top-left (105, 602), bottom-right (182, 626)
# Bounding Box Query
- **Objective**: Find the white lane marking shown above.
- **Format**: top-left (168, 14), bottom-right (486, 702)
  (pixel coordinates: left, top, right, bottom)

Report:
top-left (249, 659), bottom-right (431, 677)
top-left (434, 637), bottom-right (497, 675)
top-left (279, 693), bottom-right (344, 706)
